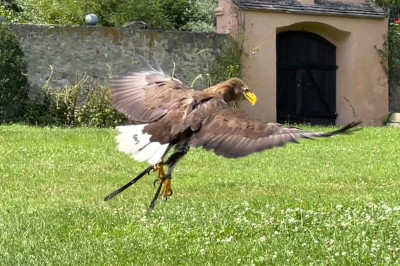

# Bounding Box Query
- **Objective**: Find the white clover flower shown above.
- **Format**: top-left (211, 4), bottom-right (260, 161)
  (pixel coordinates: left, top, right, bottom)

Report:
top-left (225, 235), bottom-right (233, 242)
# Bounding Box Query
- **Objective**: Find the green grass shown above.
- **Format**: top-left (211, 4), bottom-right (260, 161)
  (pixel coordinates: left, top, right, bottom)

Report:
top-left (1, 124), bottom-right (400, 265)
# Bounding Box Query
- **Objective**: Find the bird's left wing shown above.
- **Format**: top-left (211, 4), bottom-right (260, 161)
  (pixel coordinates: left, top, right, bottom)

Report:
top-left (188, 99), bottom-right (359, 158)
top-left (110, 68), bottom-right (192, 123)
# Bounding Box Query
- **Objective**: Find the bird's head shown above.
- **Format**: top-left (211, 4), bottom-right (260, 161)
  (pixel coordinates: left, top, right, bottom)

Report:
top-left (223, 78), bottom-right (257, 106)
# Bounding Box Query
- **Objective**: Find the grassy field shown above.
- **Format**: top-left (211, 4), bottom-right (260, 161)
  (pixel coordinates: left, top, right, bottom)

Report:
top-left (1, 124), bottom-right (400, 265)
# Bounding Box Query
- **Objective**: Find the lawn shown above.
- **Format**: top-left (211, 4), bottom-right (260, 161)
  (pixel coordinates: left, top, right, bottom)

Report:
top-left (1, 124), bottom-right (400, 265)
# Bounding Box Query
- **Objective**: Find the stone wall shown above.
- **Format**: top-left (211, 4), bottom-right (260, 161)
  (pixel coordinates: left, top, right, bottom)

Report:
top-left (9, 24), bottom-right (228, 96)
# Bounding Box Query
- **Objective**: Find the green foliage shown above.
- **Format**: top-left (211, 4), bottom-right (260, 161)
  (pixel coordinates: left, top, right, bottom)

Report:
top-left (0, 23), bottom-right (28, 123)
top-left (0, 2), bottom-right (18, 22)
top-left (110, 0), bottom-right (174, 29)
top-left (374, 0), bottom-right (400, 111)
top-left (0, 0), bottom-right (21, 12)
top-left (209, 38), bottom-right (243, 84)
top-left (181, 0), bottom-right (217, 32)
top-left (376, 22), bottom-right (400, 111)
top-left (374, 0), bottom-right (400, 9)
top-left (1, 0), bottom-right (216, 32)
top-left (53, 75), bottom-right (87, 126)
top-left (110, 0), bottom-right (192, 30)
top-left (23, 86), bottom-right (58, 126)
top-left (24, 68), bottom-right (127, 127)
top-left (193, 37), bottom-right (243, 89)
top-left (77, 82), bottom-right (127, 128)
top-left (7, 0), bottom-right (123, 26)
top-left (79, 0), bottom-right (124, 27)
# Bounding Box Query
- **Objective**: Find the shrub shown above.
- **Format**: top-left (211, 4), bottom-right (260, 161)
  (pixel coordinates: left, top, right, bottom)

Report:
top-left (374, 1), bottom-right (400, 111)
top-left (0, 23), bottom-right (28, 123)
top-left (24, 68), bottom-right (127, 127)
top-left (377, 20), bottom-right (400, 112)
top-left (77, 82), bottom-right (127, 127)
top-left (192, 37), bottom-right (243, 89)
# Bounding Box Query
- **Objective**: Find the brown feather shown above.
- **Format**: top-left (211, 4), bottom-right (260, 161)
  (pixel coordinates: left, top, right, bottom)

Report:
top-left (186, 99), bottom-right (356, 158)
top-left (110, 71), bottom-right (191, 123)
top-left (111, 68), bottom-right (359, 159)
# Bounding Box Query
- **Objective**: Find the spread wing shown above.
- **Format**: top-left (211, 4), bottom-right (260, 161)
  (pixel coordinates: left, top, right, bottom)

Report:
top-left (110, 69), bottom-right (192, 123)
top-left (188, 99), bottom-right (359, 158)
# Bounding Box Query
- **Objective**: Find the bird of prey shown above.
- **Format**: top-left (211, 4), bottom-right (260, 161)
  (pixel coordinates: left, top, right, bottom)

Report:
top-left (104, 58), bottom-right (360, 209)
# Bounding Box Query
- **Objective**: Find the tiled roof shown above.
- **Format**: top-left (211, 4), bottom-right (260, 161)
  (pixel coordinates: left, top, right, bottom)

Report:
top-left (233, 0), bottom-right (387, 18)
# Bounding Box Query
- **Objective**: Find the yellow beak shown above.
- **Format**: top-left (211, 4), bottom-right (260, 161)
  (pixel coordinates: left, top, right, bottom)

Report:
top-left (244, 91), bottom-right (257, 106)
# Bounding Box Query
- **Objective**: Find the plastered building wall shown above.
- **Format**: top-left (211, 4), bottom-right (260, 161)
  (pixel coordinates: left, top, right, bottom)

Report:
top-left (216, 2), bottom-right (388, 126)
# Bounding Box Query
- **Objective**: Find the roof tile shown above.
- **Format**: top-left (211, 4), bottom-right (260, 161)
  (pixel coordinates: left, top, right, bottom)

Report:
top-left (233, 0), bottom-right (387, 18)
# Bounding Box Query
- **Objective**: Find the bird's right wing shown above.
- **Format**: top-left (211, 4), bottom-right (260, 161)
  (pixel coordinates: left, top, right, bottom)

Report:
top-left (188, 99), bottom-right (360, 158)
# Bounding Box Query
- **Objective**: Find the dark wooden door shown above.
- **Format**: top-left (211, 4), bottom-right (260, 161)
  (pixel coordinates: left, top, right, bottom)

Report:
top-left (276, 31), bottom-right (337, 125)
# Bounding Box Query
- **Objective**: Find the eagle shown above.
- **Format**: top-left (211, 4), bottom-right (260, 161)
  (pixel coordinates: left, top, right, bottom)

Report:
top-left (104, 58), bottom-right (360, 209)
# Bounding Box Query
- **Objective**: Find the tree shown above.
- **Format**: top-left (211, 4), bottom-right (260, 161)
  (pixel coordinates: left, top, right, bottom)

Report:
top-left (0, 23), bottom-right (28, 123)
top-left (0, 0), bottom-right (217, 32)
top-left (110, 0), bottom-right (192, 30)
top-left (182, 0), bottom-right (217, 32)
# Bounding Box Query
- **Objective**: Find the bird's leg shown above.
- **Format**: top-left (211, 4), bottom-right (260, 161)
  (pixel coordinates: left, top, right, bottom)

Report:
top-left (104, 145), bottom-right (172, 202)
top-left (152, 161), bottom-right (172, 199)
top-left (152, 161), bottom-right (173, 198)
top-left (153, 161), bottom-right (166, 181)
top-left (149, 142), bottom-right (189, 209)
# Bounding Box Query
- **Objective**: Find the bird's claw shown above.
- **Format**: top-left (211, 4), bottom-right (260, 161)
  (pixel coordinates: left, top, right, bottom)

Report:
top-left (152, 162), bottom-right (165, 186)
top-left (148, 161), bottom-right (174, 208)
top-left (152, 163), bottom-right (165, 177)
top-left (154, 177), bottom-right (173, 200)
top-left (161, 188), bottom-right (173, 201)
top-left (160, 178), bottom-right (172, 199)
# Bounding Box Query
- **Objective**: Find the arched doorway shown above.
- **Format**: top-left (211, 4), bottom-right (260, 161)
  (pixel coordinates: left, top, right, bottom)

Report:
top-left (276, 31), bottom-right (337, 125)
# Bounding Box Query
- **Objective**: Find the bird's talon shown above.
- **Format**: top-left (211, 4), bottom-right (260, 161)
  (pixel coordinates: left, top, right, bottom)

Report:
top-left (160, 178), bottom-right (172, 199)
top-left (152, 162), bottom-right (165, 178)
top-left (153, 179), bottom-right (158, 187)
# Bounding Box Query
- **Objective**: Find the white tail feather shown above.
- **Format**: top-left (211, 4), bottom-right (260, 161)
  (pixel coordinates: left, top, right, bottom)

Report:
top-left (115, 125), bottom-right (169, 165)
